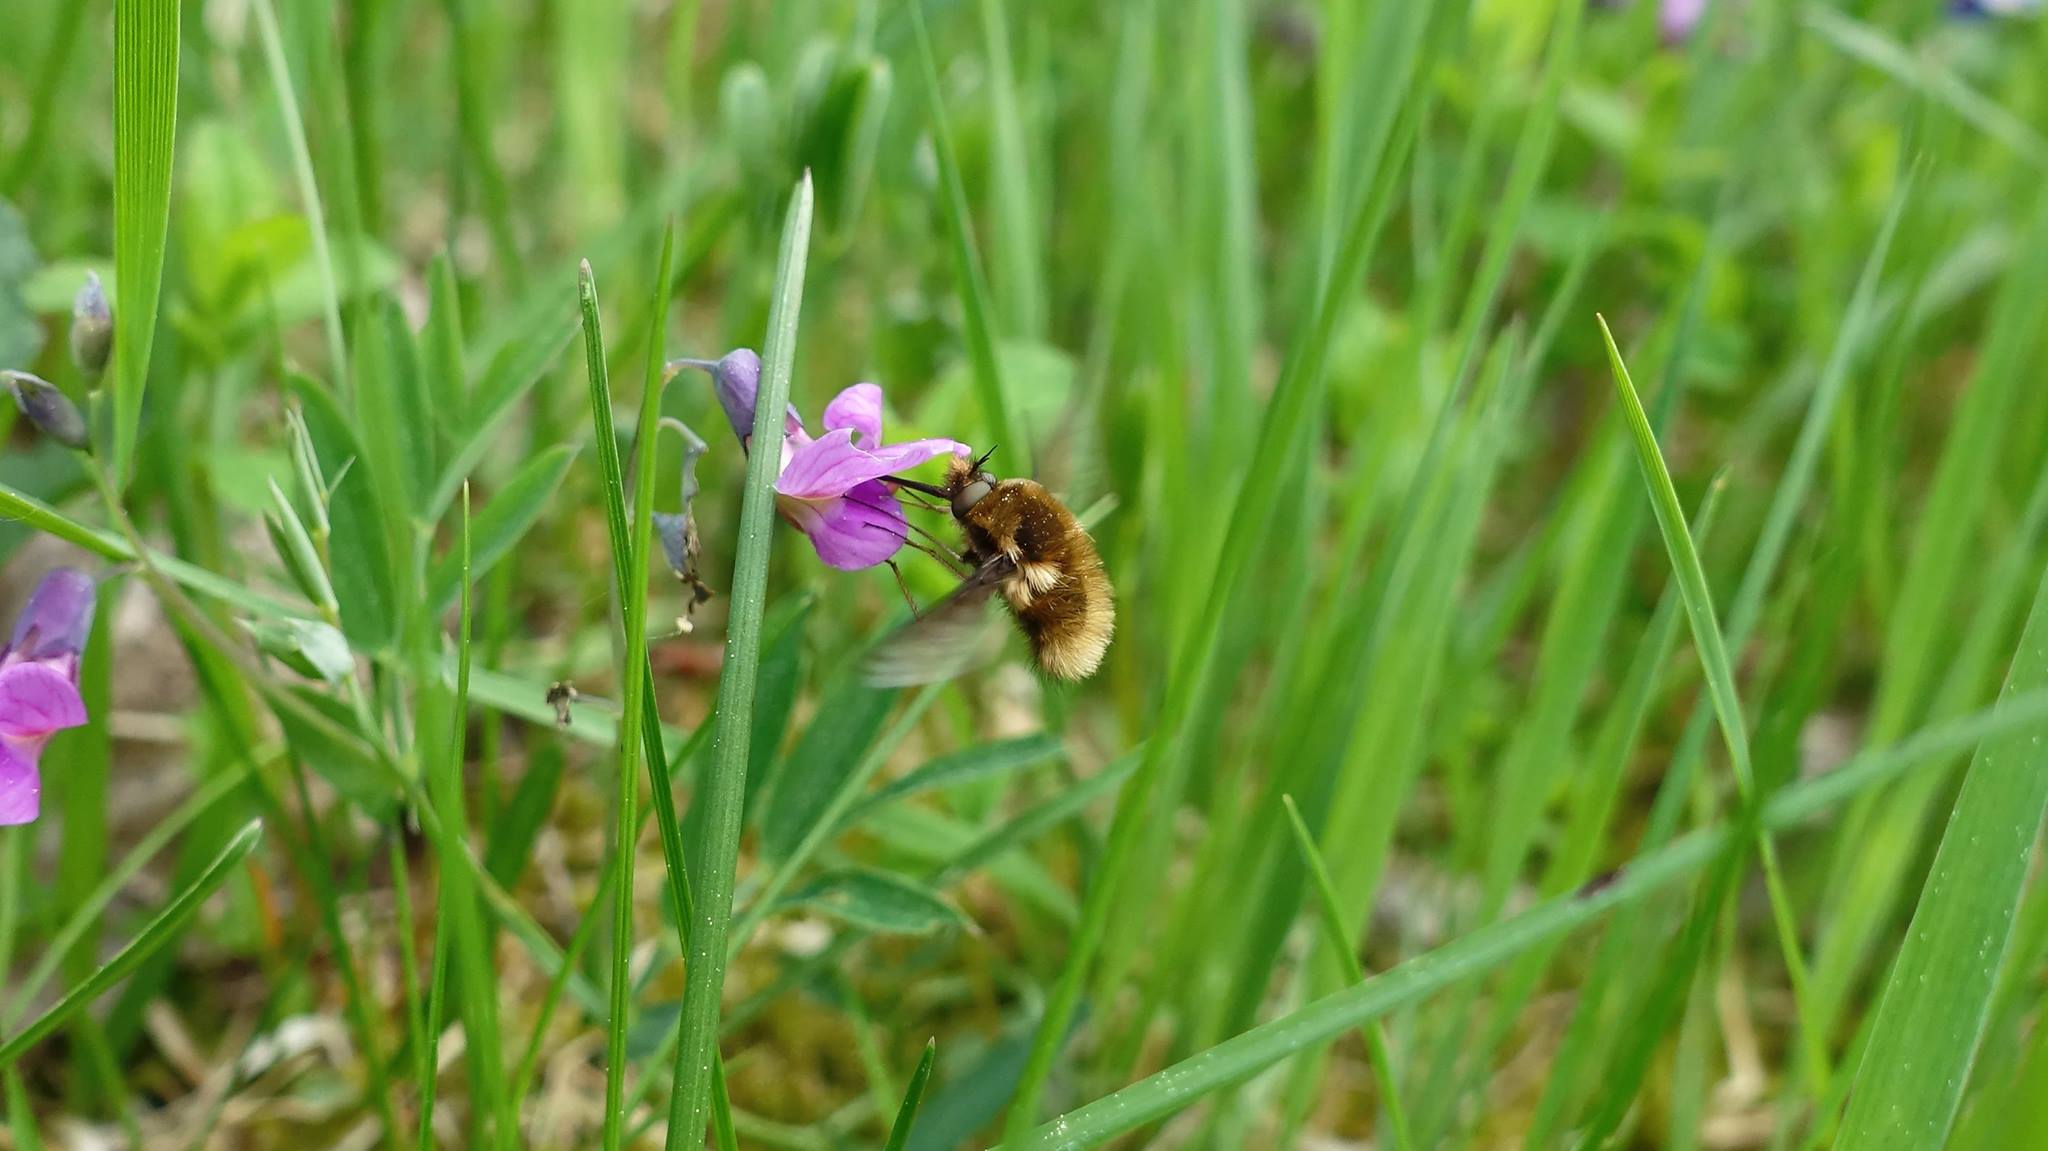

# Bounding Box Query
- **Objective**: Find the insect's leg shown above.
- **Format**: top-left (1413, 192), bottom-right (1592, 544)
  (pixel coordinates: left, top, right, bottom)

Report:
top-left (896, 537), bottom-right (970, 579)
top-left (885, 559), bottom-right (922, 620)
top-left (899, 520), bottom-right (970, 571)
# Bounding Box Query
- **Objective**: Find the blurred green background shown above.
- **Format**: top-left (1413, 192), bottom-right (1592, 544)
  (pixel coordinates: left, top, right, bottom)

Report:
top-left (4, 0), bottom-right (2048, 1147)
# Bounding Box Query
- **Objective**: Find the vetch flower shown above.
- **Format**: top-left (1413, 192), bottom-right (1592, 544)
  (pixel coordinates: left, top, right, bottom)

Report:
top-left (0, 568), bottom-right (97, 825)
top-left (671, 351), bottom-right (969, 571)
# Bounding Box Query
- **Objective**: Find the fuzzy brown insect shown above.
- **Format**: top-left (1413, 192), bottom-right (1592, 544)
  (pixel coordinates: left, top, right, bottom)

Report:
top-left (864, 453), bottom-right (1114, 685)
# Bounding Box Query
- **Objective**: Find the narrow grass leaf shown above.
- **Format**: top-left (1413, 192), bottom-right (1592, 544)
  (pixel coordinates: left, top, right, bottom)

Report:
top-left (995, 686), bottom-right (2048, 1150)
top-left (666, 173), bottom-right (812, 1149)
top-left (838, 734), bottom-right (1062, 831)
top-left (1281, 796), bottom-right (1413, 1151)
top-left (1001, 1), bottom-right (1439, 1131)
top-left (111, 0), bottom-right (180, 482)
top-left (774, 869), bottom-right (970, 936)
top-left (0, 821), bottom-right (262, 1065)
top-left (428, 318), bottom-right (580, 519)
top-left (1838, 568), bottom-right (2048, 1149)
top-left (909, 4), bottom-right (1020, 469)
top-left (4, 771), bottom-right (243, 1027)
top-left (761, 673), bottom-right (897, 860)
top-left (885, 1040), bottom-right (938, 1151)
top-left (1597, 314), bottom-right (1824, 1086)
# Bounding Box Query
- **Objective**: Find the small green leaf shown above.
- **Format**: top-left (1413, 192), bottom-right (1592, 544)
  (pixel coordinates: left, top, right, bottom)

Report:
top-left (775, 869), bottom-right (969, 936)
top-left (428, 317), bottom-right (578, 519)
top-left (839, 734), bottom-right (1063, 831)
top-left (288, 374), bottom-right (399, 650)
top-left (244, 617), bottom-right (354, 684)
top-left (761, 674), bottom-right (898, 861)
top-left (425, 443), bottom-right (579, 612)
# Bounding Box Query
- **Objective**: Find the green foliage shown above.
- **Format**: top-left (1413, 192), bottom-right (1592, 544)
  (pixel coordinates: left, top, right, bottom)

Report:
top-left (6, 1), bottom-right (2048, 1147)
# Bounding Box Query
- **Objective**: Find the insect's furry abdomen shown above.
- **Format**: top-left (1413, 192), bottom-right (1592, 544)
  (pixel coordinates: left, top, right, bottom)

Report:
top-left (962, 479), bottom-right (1115, 681)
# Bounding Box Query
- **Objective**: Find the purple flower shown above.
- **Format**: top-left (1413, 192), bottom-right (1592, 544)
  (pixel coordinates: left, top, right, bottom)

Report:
top-left (0, 569), bottom-right (96, 826)
top-left (1661, 0), bottom-right (1708, 41)
top-left (672, 352), bottom-right (969, 571)
top-left (1952, 0), bottom-right (2041, 16)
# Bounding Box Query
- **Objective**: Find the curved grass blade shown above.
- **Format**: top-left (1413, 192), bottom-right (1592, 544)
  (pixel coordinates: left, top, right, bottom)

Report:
top-left (993, 688), bottom-right (2048, 1150)
top-left (885, 1039), bottom-right (938, 1151)
top-left (1596, 313), bottom-right (1825, 1089)
top-left (1837, 568), bottom-right (2048, 1149)
top-left (3, 771), bottom-right (244, 1027)
top-left (664, 173), bottom-right (813, 1149)
top-left (1281, 796), bottom-right (1413, 1151)
top-left (0, 821), bottom-right (263, 1065)
top-left (998, 0), bottom-right (1439, 1132)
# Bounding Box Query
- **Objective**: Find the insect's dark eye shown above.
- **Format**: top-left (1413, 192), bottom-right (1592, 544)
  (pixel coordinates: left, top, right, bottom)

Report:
top-left (953, 480), bottom-right (993, 516)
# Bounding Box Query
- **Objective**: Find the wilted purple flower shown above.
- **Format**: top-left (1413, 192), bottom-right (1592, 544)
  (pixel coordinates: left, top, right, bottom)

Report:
top-left (0, 569), bottom-right (97, 825)
top-left (2, 370), bottom-right (90, 452)
top-left (672, 351), bottom-right (969, 571)
top-left (71, 271), bottom-right (113, 381)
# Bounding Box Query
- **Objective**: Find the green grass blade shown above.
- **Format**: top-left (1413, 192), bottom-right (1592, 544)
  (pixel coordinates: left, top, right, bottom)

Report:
top-left (1801, 6), bottom-right (2048, 169)
top-left (885, 1039), bottom-right (938, 1151)
top-left (425, 443), bottom-right (579, 612)
top-left (0, 820), bottom-right (263, 1066)
top-left (665, 172), bottom-right (812, 1149)
top-left (1838, 567), bottom-right (2048, 1148)
top-left (908, 3), bottom-right (1020, 471)
top-left (3, 770), bottom-right (243, 1028)
top-left (111, 0), bottom-right (180, 482)
top-left (976, 0), bottom-right (1044, 339)
top-left (993, 687), bottom-right (2048, 1150)
top-left (1281, 796), bottom-right (1414, 1151)
top-left (251, 0), bottom-right (347, 385)
top-left (1598, 313), bottom-right (1827, 1089)
top-left (583, 224), bottom-right (677, 1147)
top-left (999, 2), bottom-right (1438, 1133)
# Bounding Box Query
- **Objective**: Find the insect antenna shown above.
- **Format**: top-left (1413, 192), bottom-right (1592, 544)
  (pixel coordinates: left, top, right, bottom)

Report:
top-left (971, 443), bottom-right (998, 471)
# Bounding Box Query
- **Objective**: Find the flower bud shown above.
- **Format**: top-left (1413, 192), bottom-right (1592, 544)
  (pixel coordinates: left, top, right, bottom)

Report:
top-left (70, 272), bottom-right (113, 382)
top-left (2, 371), bottom-right (91, 452)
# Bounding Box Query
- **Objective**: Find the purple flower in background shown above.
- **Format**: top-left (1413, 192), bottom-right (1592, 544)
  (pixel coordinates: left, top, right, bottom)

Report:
top-left (672, 351), bottom-right (969, 571)
top-left (1590, 0), bottom-right (1714, 42)
top-left (1661, 0), bottom-right (1708, 41)
top-left (0, 569), bottom-right (96, 825)
top-left (1952, 0), bottom-right (2041, 16)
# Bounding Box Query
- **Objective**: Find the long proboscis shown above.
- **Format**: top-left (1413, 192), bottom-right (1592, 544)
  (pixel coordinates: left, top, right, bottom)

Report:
top-left (885, 475), bottom-right (950, 499)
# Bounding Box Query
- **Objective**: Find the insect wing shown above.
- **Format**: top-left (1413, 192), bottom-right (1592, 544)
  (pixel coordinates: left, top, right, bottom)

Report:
top-left (861, 555), bottom-right (1015, 686)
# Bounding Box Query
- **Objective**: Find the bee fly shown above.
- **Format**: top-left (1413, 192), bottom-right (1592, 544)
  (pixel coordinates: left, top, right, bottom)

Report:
top-left (863, 448), bottom-right (1114, 685)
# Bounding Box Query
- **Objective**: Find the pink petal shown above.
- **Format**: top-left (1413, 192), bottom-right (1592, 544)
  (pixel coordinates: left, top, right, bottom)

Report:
top-left (775, 429), bottom-right (894, 500)
top-left (8, 568), bottom-right (95, 661)
top-left (867, 437), bottom-right (971, 473)
top-left (0, 662), bottom-right (88, 739)
top-left (0, 742), bottom-right (39, 826)
top-left (777, 481), bottom-right (909, 570)
top-left (823, 383), bottom-right (884, 445)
